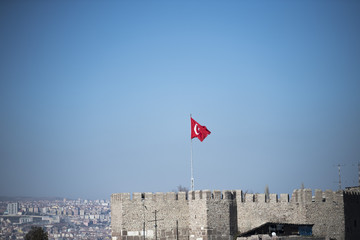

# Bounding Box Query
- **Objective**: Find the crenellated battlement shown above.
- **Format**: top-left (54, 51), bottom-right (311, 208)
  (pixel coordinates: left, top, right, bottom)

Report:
top-left (111, 191), bottom-right (188, 201)
top-left (112, 190), bottom-right (237, 202)
top-left (112, 188), bottom-right (345, 204)
top-left (344, 189), bottom-right (360, 196)
top-left (188, 190), bottom-right (236, 200)
top-left (237, 188), bottom-right (343, 204)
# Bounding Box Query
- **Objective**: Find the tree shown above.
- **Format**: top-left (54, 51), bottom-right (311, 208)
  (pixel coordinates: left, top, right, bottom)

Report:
top-left (173, 185), bottom-right (189, 193)
top-left (25, 226), bottom-right (48, 240)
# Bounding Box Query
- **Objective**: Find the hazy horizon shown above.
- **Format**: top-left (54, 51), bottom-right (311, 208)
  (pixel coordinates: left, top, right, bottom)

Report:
top-left (1, 0), bottom-right (360, 200)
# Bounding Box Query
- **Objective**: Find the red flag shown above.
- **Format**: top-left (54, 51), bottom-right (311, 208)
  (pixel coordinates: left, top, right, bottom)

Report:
top-left (191, 117), bottom-right (211, 142)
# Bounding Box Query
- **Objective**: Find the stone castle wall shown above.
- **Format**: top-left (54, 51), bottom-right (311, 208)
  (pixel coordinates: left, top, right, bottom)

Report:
top-left (111, 192), bottom-right (189, 240)
top-left (111, 189), bottom-right (360, 240)
top-left (236, 189), bottom-right (346, 240)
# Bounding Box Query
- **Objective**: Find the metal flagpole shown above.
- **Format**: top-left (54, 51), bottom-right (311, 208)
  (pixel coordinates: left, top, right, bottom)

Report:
top-left (191, 138), bottom-right (194, 191)
top-left (190, 114), bottom-right (194, 191)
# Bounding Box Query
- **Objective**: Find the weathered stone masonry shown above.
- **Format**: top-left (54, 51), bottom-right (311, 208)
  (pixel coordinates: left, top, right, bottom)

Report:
top-left (111, 189), bottom-right (360, 240)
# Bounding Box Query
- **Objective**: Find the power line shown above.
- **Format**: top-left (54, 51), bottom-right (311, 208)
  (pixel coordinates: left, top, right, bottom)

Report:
top-left (148, 210), bottom-right (164, 240)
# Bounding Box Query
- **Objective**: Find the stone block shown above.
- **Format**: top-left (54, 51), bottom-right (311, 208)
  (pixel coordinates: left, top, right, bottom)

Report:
top-left (315, 189), bottom-right (323, 202)
top-left (195, 190), bottom-right (202, 200)
top-left (144, 192), bottom-right (154, 201)
top-left (122, 193), bottom-right (131, 201)
top-left (133, 193), bottom-right (142, 201)
top-left (324, 190), bottom-right (334, 202)
top-left (178, 192), bottom-right (187, 200)
top-left (166, 192), bottom-right (176, 200)
top-left (213, 190), bottom-right (222, 200)
top-left (189, 191), bottom-right (195, 200)
top-left (257, 194), bottom-right (265, 203)
top-left (304, 189), bottom-right (312, 202)
top-left (235, 190), bottom-right (244, 202)
top-left (203, 190), bottom-right (212, 200)
top-left (291, 189), bottom-right (298, 202)
top-left (334, 191), bottom-right (344, 203)
top-left (269, 194), bottom-right (277, 203)
top-left (245, 194), bottom-right (254, 202)
top-left (280, 193), bottom-right (289, 203)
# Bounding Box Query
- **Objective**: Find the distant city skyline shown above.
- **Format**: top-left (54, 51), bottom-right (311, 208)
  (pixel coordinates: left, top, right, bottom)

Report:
top-left (0, 197), bottom-right (110, 239)
top-left (1, 1), bottom-right (360, 200)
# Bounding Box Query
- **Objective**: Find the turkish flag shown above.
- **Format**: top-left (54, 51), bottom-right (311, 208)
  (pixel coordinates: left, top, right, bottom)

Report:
top-left (191, 117), bottom-right (211, 142)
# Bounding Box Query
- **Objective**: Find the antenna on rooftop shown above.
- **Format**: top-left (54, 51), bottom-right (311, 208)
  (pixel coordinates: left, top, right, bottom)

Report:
top-left (333, 164), bottom-right (345, 190)
top-left (355, 162), bottom-right (360, 187)
top-left (352, 162), bottom-right (360, 187)
top-left (335, 162), bottom-right (360, 189)
top-left (338, 164), bottom-right (342, 190)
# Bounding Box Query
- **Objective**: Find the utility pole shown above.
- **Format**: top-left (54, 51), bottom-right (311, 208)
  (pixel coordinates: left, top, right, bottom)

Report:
top-left (176, 220), bottom-right (179, 240)
top-left (142, 198), bottom-right (147, 240)
top-left (149, 210), bottom-right (164, 240)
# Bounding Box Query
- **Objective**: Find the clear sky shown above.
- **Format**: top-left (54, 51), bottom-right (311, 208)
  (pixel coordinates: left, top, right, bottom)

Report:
top-left (1, 0), bottom-right (359, 200)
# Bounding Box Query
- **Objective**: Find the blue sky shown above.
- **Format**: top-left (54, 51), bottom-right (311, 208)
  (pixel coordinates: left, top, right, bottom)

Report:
top-left (1, 0), bottom-right (359, 200)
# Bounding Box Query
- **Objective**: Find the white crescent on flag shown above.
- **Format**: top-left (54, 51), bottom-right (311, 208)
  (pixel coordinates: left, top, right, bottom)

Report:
top-left (194, 124), bottom-right (199, 135)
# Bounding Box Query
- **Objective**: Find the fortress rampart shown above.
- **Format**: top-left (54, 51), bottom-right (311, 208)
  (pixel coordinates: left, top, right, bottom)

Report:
top-left (111, 189), bottom-right (360, 240)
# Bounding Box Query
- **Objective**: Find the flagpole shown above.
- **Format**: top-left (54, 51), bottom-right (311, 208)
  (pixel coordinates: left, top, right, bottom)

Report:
top-left (190, 114), bottom-right (194, 191)
top-left (191, 138), bottom-right (194, 191)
